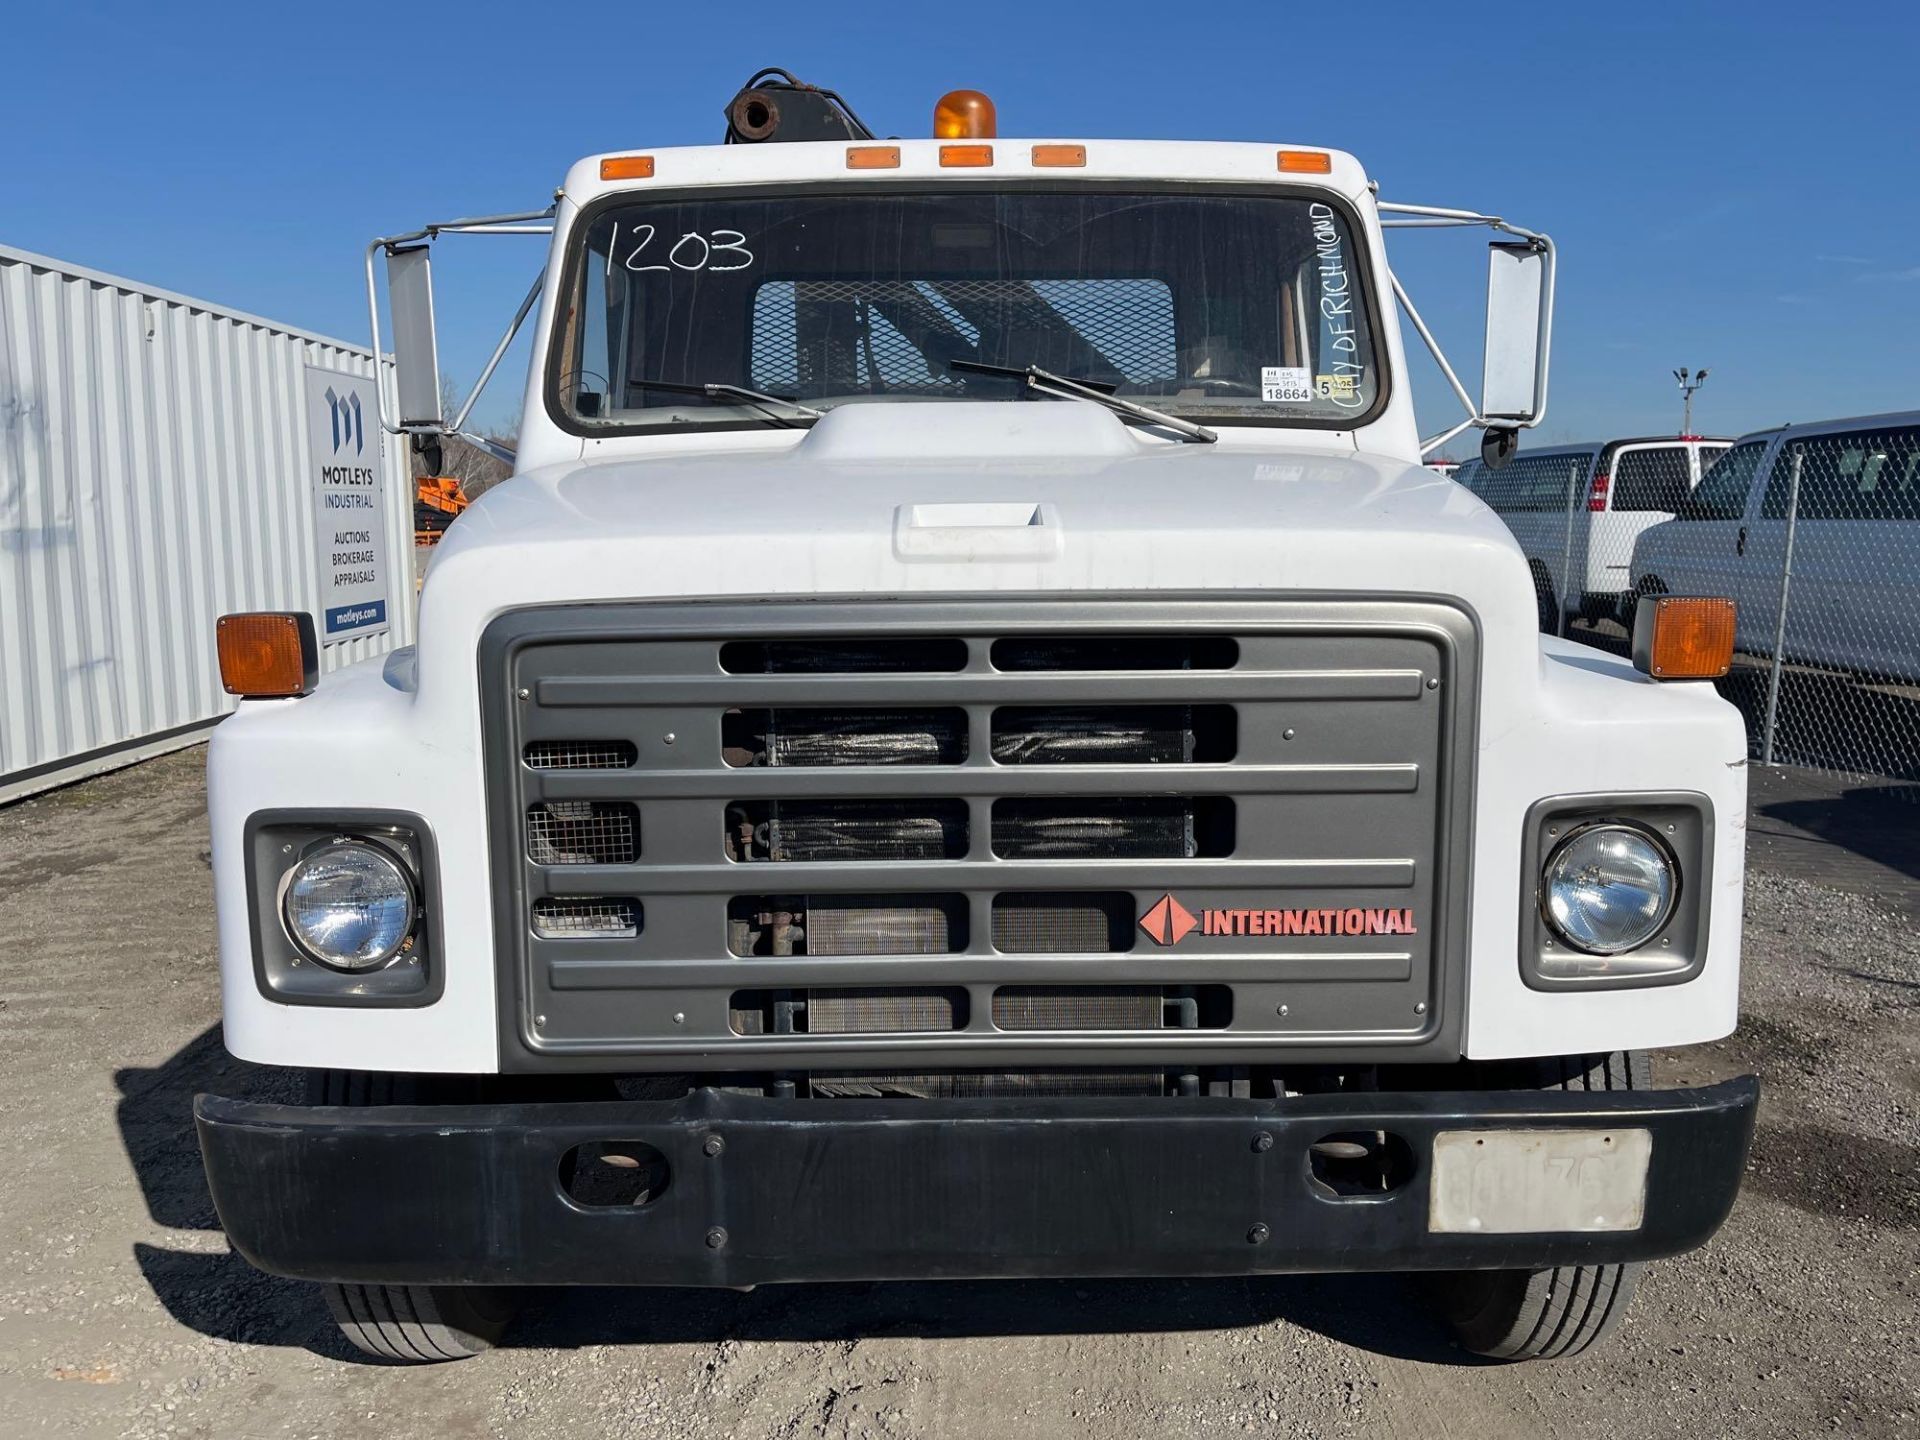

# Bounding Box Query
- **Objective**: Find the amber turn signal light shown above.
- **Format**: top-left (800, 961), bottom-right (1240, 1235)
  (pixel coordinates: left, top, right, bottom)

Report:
top-left (599, 155), bottom-right (655, 181)
top-left (217, 612), bottom-right (319, 698)
top-left (1632, 596), bottom-right (1735, 680)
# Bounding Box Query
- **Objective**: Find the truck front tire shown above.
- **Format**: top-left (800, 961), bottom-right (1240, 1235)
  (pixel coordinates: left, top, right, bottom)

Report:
top-left (322, 1280), bottom-right (514, 1363)
top-left (1429, 1051), bottom-right (1651, 1360)
top-left (307, 1070), bottom-right (517, 1363)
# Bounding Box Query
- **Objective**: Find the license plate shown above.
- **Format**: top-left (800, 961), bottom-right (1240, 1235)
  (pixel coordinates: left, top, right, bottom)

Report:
top-left (1428, 1128), bottom-right (1651, 1234)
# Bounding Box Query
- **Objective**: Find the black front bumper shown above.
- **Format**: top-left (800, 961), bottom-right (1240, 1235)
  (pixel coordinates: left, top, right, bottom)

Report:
top-left (195, 1077), bottom-right (1758, 1288)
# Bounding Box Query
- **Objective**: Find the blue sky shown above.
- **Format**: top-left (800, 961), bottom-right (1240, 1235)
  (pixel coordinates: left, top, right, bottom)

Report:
top-left (5, 1), bottom-right (1915, 451)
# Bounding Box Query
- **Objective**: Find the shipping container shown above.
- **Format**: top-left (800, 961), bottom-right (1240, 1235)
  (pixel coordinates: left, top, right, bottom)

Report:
top-left (0, 242), bottom-right (414, 803)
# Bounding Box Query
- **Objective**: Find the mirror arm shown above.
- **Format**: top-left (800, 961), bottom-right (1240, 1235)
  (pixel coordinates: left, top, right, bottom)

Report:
top-left (453, 430), bottom-right (518, 466)
top-left (1418, 417), bottom-right (1481, 458)
top-left (1389, 268), bottom-right (1478, 423)
top-left (1526, 232), bottom-right (1556, 429)
top-left (1380, 202), bottom-right (1557, 444)
top-left (364, 238), bottom-right (405, 435)
top-left (449, 269), bottom-right (546, 435)
top-left (364, 206), bottom-right (557, 437)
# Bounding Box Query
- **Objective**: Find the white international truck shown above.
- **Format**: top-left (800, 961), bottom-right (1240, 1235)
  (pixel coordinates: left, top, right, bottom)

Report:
top-left (195, 73), bottom-right (1758, 1364)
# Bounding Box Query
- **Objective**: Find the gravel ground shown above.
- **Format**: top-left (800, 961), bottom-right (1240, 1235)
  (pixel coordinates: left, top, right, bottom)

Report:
top-left (0, 748), bottom-right (1914, 1439)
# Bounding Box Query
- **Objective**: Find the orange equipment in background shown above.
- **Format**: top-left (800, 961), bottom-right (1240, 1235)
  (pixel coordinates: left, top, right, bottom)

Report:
top-left (414, 477), bottom-right (470, 546)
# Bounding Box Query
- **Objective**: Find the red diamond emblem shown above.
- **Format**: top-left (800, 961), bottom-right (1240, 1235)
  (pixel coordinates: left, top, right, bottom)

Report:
top-left (1139, 893), bottom-right (1198, 946)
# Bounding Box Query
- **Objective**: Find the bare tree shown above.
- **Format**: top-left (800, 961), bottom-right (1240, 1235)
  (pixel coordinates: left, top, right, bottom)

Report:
top-left (408, 377), bottom-right (515, 500)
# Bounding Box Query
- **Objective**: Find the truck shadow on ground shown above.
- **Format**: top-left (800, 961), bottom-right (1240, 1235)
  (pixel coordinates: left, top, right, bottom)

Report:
top-left (1752, 779), bottom-right (1920, 886)
top-left (118, 1026), bottom-right (1477, 1367)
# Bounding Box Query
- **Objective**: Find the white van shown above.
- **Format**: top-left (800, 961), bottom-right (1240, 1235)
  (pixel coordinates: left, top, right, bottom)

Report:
top-left (1455, 437), bottom-right (1729, 631)
top-left (1629, 412), bottom-right (1920, 679)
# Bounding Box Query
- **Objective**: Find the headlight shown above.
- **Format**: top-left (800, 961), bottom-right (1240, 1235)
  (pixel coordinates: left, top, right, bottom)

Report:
top-left (1541, 824), bottom-right (1675, 955)
top-left (282, 840), bottom-right (417, 970)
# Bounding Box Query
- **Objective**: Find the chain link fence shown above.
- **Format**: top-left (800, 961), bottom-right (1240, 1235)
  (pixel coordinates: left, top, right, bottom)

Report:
top-left (1457, 418), bottom-right (1920, 788)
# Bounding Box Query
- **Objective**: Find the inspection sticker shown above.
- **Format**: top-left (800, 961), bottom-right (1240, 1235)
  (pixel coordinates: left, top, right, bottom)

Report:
top-left (1316, 373), bottom-right (1358, 401)
top-left (1260, 366), bottom-right (1313, 403)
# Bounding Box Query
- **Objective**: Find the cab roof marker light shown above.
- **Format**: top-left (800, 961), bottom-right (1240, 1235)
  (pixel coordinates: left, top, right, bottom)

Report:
top-left (1031, 144), bottom-right (1086, 168)
top-left (939, 144), bottom-right (994, 168)
top-left (599, 155), bottom-right (655, 181)
top-left (1277, 150), bottom-right (1332, 174)
top-left (846, 145), bottom-right (901, 169)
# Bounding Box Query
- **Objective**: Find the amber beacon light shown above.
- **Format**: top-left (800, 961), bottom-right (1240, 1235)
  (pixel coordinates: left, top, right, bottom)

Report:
top-left (1632, 596), bottom-right (1736, 680)
top-left (217, 612), bottom-right (319, 698)
top-left (933, 89), bottom-right (997, 139)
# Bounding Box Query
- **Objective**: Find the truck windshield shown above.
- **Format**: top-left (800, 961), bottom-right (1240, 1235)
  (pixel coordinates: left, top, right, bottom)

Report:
top-left (553, 188), bottom-right (1384, 432)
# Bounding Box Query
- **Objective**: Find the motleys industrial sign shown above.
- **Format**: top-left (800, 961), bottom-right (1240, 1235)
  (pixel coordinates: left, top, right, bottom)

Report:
top-left (303, 365), bottom-right (390, 642)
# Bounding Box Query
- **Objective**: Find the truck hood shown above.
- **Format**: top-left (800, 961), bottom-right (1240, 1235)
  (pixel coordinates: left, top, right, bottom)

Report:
top-left (416, 400), bottom-right (1538, 698)
top-left (440, 400), bottom-right (1518, 585)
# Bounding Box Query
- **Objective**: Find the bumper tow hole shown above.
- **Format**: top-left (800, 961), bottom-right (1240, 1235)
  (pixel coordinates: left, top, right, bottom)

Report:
top-left (1307, 1130), bottom-right (1415, 1198)
top-left (561, 1141), bottom-right (670, 1207)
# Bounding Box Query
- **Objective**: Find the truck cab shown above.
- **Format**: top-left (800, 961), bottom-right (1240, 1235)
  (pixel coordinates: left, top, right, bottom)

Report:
top-left (195, 76), bottom-right (1757, 1364)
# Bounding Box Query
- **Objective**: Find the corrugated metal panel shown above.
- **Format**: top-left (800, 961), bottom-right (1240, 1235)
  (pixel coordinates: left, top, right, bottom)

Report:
top-left (0, 243), bottom-right (416, 802)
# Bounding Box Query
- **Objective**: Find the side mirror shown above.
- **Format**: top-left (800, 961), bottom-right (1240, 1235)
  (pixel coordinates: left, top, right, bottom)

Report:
top-left (1481, 240), bottom-right (1551, 425)
top-left (386, 244), bottom-right (443, 429)
top-left (1480, 426), bottom-right (1518, 470)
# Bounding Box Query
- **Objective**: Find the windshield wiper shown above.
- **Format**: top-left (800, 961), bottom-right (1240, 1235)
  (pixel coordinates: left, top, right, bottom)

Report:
top-left (948, 360), bottom-right (1216, 444)
top-left (627, 378), bottom-right (824, 426)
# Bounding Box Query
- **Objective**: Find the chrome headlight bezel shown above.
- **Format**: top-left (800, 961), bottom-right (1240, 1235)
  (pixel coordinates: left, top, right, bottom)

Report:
top-left (1519, 794), bottom-right (1712, 992)
top-left (1538, 822), bottom-right (1677, 956)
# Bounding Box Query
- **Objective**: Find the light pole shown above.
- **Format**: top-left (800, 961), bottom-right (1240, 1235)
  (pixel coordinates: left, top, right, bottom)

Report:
top-left (1674, 367), bottom-right (1709, 436)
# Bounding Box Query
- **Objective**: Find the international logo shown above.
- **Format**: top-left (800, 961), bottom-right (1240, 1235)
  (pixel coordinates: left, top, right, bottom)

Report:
top-left (1139, 893), bottom-right (1417, 946)
top-left (323, 385), bottom-right (364, 456)
top-left (1139, 894), bottom-right (1199, 946)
